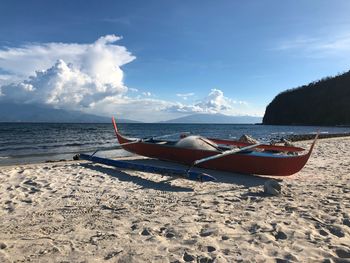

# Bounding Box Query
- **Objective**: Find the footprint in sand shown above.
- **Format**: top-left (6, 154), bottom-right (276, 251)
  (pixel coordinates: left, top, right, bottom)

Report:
top-left (3, 200), bottom-right (15, 213)
top-left (274, 231), bottom-right (287, 240)
top-left (5, 186), bottom-right (13, 191)
top-left (165, 232), bottom-right (176, 238)
top-left (318, 228), bottom-right (329, 236)
top-left (28, 187), bottom-right (41, 194)
top-left (159, 226), bottom-right (177, 239)
top-left (141, 228), bottom-right (152, 236)
top-left (343, 218), bottom-right (350, 227)
top-left (207, 246), bottom-right (216, 253)
top-left (333, 245), bottom-right (350, 259)
top-left (131, 224), bottom-right (138, 231)
top-left (183, 251), bottom-right (195, 262)
top-left (326, 225), bottom-right (345, 238)
top-left (20, 197), bottom-right (33, 204)
top-left (89, 232), bottom-right (117, 246)
top-left (197, 256), bottom-right (214, 263)
top-left (275, 258), bottom-right (289, 263)
top-left (20, 179), bottom-right (43, 195)
top-left (200, 227), bottom-right (218, 237)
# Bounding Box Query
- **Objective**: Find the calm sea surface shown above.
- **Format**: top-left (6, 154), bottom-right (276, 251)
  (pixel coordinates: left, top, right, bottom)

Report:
top-left (1, 122), bottom-right (349, 166)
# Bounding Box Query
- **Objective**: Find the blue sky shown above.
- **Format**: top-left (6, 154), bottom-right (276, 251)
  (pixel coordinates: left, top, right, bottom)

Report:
top-left (1, 0), bottom-right (350, 121)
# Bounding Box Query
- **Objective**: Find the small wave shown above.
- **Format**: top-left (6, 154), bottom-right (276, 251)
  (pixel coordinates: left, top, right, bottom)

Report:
top-left (0, 146), bottom-right (40, 152)
top-left (63, 143), bottom-right (85, 147)
top-left (0, 156), bottom-right (9, 159)
top-left (4, 145), bottom-right (121, 159)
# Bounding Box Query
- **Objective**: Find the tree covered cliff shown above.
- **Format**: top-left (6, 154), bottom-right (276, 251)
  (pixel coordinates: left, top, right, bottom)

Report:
top-left (263, 71), bottom-right (350, 126)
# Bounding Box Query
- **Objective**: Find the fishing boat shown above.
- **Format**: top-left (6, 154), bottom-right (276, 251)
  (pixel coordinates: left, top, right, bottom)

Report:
top-left (112, 117), bottom-right (318, 176)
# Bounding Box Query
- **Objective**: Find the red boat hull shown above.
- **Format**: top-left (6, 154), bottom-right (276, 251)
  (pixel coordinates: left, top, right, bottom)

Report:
top-left (112, 118), bottom-right (317, 176)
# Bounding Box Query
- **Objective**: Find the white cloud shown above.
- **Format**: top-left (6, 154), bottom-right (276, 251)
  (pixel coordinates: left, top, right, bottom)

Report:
top-left (0, 35), bottom-right (135, 78)
top-left (1, 59), bottom-right (129, 108)
top-left (89, 96), bottom-right (180, 122)
top-left (176, 92), bottom-right (194, 100)
top-left (275, 32), bottom-right (350, 57)
top-left (0, 36), bottom-right (263, 121)
top-left (0, 35), bottom-right (135, 109)
top-left (142, 91), bottom-right (151, 97)
top-left (0, 74), bottom-right (14, 88)
top-left (86, 89), bottom-right (261, 122)
top-left (165, 89), bottom-right (252, 116)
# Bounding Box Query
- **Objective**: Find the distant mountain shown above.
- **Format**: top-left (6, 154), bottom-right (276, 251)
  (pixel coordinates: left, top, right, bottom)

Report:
top-left (263, 70), bottom-right (350, 126)
top-left (0, 102), bottom-right (139, 123)
top-left (162, 113), bottom-right (262, 124)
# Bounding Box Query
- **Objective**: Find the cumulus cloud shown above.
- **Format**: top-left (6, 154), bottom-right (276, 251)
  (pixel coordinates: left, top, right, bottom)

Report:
top-left (0, 35), bottom-right (135, 109)
top-left (1, 59), bottom-right (129, 108)
top-left (0, 35), bottom-right (134, 77)
top-left (166, 89), bottom-right (248, 115)
top-left (0, 36), bottom-right (262, 121)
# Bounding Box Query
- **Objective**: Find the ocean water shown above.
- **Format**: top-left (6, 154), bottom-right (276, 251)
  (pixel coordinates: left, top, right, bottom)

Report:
top-left (0, 122), bottom-right (349, 166)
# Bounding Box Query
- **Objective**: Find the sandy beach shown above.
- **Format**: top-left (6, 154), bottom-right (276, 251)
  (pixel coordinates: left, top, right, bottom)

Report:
top-left (0, 137), bottom-right (349, 262)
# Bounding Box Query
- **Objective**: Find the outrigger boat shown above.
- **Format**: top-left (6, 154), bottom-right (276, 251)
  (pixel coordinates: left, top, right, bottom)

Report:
top-left (76, 117), bottom-right (317, 181)
top-left (111, 117), bottom-right (318, 176)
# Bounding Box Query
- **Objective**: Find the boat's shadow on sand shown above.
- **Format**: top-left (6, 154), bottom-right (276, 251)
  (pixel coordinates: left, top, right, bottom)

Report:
top-left (81, 157), bottom-right (276, 192)
top-left (81, 163), bottom-right (193, 192)
top-left (131, 158), bottom-right (274, 186)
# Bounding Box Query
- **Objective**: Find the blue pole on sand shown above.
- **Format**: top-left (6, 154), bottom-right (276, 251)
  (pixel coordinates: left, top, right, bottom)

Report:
top-left (77, 153), bottom-right (216, 182)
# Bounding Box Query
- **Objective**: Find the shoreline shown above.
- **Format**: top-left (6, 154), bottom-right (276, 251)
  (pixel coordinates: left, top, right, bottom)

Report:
top-left (1, 132), bottom-right (350, 167)
top-left (0, 136), bottom-right (349, 262)
top-left (285, 132), bottom-right (350, 142)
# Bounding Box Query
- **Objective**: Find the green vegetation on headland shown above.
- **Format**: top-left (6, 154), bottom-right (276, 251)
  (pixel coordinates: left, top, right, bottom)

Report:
top-left (263, 71), bottom-right (350, 126)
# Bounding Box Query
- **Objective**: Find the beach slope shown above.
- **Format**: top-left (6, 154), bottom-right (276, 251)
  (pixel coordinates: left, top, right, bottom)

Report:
top-left (0, 137), bottom-right (349, 262)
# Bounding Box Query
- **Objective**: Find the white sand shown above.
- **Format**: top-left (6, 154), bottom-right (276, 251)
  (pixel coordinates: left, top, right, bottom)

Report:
top-left (0, 137), bottom-right (349, 262)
